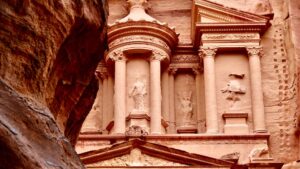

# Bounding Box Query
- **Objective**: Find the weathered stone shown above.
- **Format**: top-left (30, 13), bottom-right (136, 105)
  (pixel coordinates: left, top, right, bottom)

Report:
top-left (0, 0), bottom-right (107, 168)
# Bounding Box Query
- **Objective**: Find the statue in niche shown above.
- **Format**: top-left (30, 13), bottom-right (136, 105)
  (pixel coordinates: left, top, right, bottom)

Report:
top-left (129, 79), bottom-right (147, 112)
top-left (178, 91), bottom-right (193, 126)
top-left (221, 74), bottom-right (246, 109)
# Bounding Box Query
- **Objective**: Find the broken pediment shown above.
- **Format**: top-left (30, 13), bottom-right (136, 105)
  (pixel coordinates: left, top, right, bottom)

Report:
top-left (80, 139), bottom-right (234, 168)
top-left (86, 148), bottom-right (187, 167)
top-left (191, 0), bottom-right (271, 47)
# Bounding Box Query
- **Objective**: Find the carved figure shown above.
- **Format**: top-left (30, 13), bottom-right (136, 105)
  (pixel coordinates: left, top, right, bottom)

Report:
top-left (248, 146), bottom-right (270, 162)
top-left (125, 125), bottom-right (148, 137)
top-left (178, 91), bottom-right (193, 125)
top-left (221, 74), bottom-right (246, 108)
top-left (126, 149), bottom-right (144, 166)
top-left (129, 79), bottom-right (147, 111)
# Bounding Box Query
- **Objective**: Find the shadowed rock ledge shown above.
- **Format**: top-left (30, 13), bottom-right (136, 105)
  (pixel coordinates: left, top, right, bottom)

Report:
top-left (0, 0), bottom-right (107, 168)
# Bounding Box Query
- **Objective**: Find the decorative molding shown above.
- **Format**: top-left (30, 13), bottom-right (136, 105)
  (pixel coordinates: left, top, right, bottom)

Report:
top-left (150, 50), bottom-right (168, 61)
top-left (168, 68), bottom-right (178, 75)
top-left (202, 33), bottom-right (259, 41)
top-left (246, 46), bottom-right (263, 56)
top-left (125, 126), bottom-right (148, 137)
top-left (86, 148), bottom-right (187, 167)
top-left (109, 35), bottom-right (170, 51)
top-left (199, 46), bottom-right (218, 57)
top-left (107, 50), bottom-right (126, 61)
top-left (171, 54), bottom-right (200, 64)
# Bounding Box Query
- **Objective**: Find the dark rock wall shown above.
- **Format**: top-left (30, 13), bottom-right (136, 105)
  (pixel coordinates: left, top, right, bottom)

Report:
top-left (0, 0), bottom-right (107, 168)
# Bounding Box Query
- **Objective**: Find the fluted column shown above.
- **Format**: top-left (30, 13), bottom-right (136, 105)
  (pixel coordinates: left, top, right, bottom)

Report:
top-left (247, 46), bottom-right (267, 133)
top-left (150, 54), bottom-right (163, 134)
top-left (114, 57), bottom-right (127, 134)
top-left (200, 47), bottom-right (218, 133)
top-left (168, 68), bottom-right (177, 133)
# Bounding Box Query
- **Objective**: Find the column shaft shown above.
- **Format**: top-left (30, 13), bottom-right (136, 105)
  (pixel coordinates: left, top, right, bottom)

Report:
top-left (201, 47), bottom-right (218, 133)
top-left (102, 76), bottom-right (108, 130)
top-left (150, 59), bottom-right (161, 134)
top-left (114, 60), bottom-right (126, 134)
top-left (168, 70), bottom-right (176, 133)
top-left (248, 47), bottom-right (266, 132)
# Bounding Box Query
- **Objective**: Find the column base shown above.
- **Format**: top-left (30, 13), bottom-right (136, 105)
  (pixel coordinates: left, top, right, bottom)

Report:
top-left (223, 112), bottom-right (249, 134)
top-left (177, 126), bottom-right (198, 134)
top-left (254, 129), bottom-right (268, 133)
top-left (206, 129), bottom-right (219, 134)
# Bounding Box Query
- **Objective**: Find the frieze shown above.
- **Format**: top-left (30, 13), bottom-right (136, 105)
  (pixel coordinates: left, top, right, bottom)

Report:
top-left (109, 35), bottom-right (169, 50)
top-left (148, 139), bottom-right (268, 145)
top-left (202, 33), bottom-right (259, 41)
top-left (171, 55), bottom-right (200, 63)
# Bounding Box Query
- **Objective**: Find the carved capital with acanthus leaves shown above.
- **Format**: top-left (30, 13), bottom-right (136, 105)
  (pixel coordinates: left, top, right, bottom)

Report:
top-left (246, 46), bottom-right (263, 57)
top-left (150, 50), bottom-right (168, 61)
top-left (199, 46), bottom-right (218, 58)
top-left (168, 67), bottom-right (177, 75)
top-left (107, 50), bottom-right (127, 62)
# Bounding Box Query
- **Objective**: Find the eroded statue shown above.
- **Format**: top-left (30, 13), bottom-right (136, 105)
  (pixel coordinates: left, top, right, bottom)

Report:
top-left (129, 79), bottom-right (147, 112)
top-left (178, 91), bottom-right (193, 125)
top-left (221, 74), bottom-right (246, 108)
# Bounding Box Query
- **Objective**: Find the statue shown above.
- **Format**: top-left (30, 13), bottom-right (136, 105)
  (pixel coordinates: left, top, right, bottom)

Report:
top-left (178, 91), bottom-right (193, 125)
top-left (129, 79), bottom-right (147, 112)
top-left (221, 74), bottom-right (246, 109)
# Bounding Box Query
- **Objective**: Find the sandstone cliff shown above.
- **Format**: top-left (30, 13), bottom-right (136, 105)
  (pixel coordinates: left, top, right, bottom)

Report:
top-left (0, 0), bottom-right (107, 168)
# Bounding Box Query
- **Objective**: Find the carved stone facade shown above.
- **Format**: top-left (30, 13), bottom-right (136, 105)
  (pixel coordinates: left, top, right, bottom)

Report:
top-left (77, 0), bottom-right (299, 168)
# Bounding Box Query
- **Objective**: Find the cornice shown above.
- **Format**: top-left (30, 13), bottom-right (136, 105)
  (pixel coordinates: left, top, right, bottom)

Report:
top-left (108, 21), bottom-right (179, 50)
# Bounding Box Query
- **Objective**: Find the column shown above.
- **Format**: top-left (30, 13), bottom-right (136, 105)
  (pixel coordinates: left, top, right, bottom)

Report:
top-left (193, 68), bottom-right (204, 133)
top-left (114, 58), bottom-right (126, 134)
top-left (168, 68), bottom-right (177, 133)
top-left (150, 56), bottom-right (162, 134)
top-left (200, 46), bottom-right (218, 133)
top-left (99, 72), bottom-right (108, 131)
top-left (247, 46), bottom-right (267, 133)
top-left (107, 74), bottom-right (114, 128)
top-left (161, 69), bottom-right (169, 124)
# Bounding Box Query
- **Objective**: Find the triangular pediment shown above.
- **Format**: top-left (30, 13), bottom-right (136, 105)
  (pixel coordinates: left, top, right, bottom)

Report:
top-left (193, 0), bottom-right (270, 23)
top-left (191, 0), bottom-right (271, 47)
top-left (79, 139), bottom-right (234, 168)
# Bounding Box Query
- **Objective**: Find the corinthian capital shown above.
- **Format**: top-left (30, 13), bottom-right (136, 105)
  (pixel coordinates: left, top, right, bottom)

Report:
top-left (199, 46), bottom-right (218, 58)
top-left (108, 50), bottom-right (126, 61)
top-left (150, 50), bottom-right (168, 61)
top-left (246, 46), bottom-right (263, 56)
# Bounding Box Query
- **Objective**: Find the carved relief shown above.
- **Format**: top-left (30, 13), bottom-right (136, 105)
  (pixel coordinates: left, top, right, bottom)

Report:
top-left (129, 79), bottom-right (147, 112)
top-left (171, 54), bottom-right (200, 64)
top-left (202, 33), bottom-right (259, 41)
top-left (125, 125), bottom-right (148, 137)
top-left (178, 91), bottom-right (194, 126)
top-left (248, 145), bottom-right (272, 162)
top-left (199, 46), bottom-right (218, 57)
top-left (109, 35), bottom-right (169, 50)
top-left (221, 74), bottom-right (246, 109)
top-left (87, 148), bottom-right (187, 167)
top-left (246, 46), bottom-right (263, 56)
top-left (108, 50), bottom-right (126, 61)
top-left (151, 50), bottom-right (168, 61)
